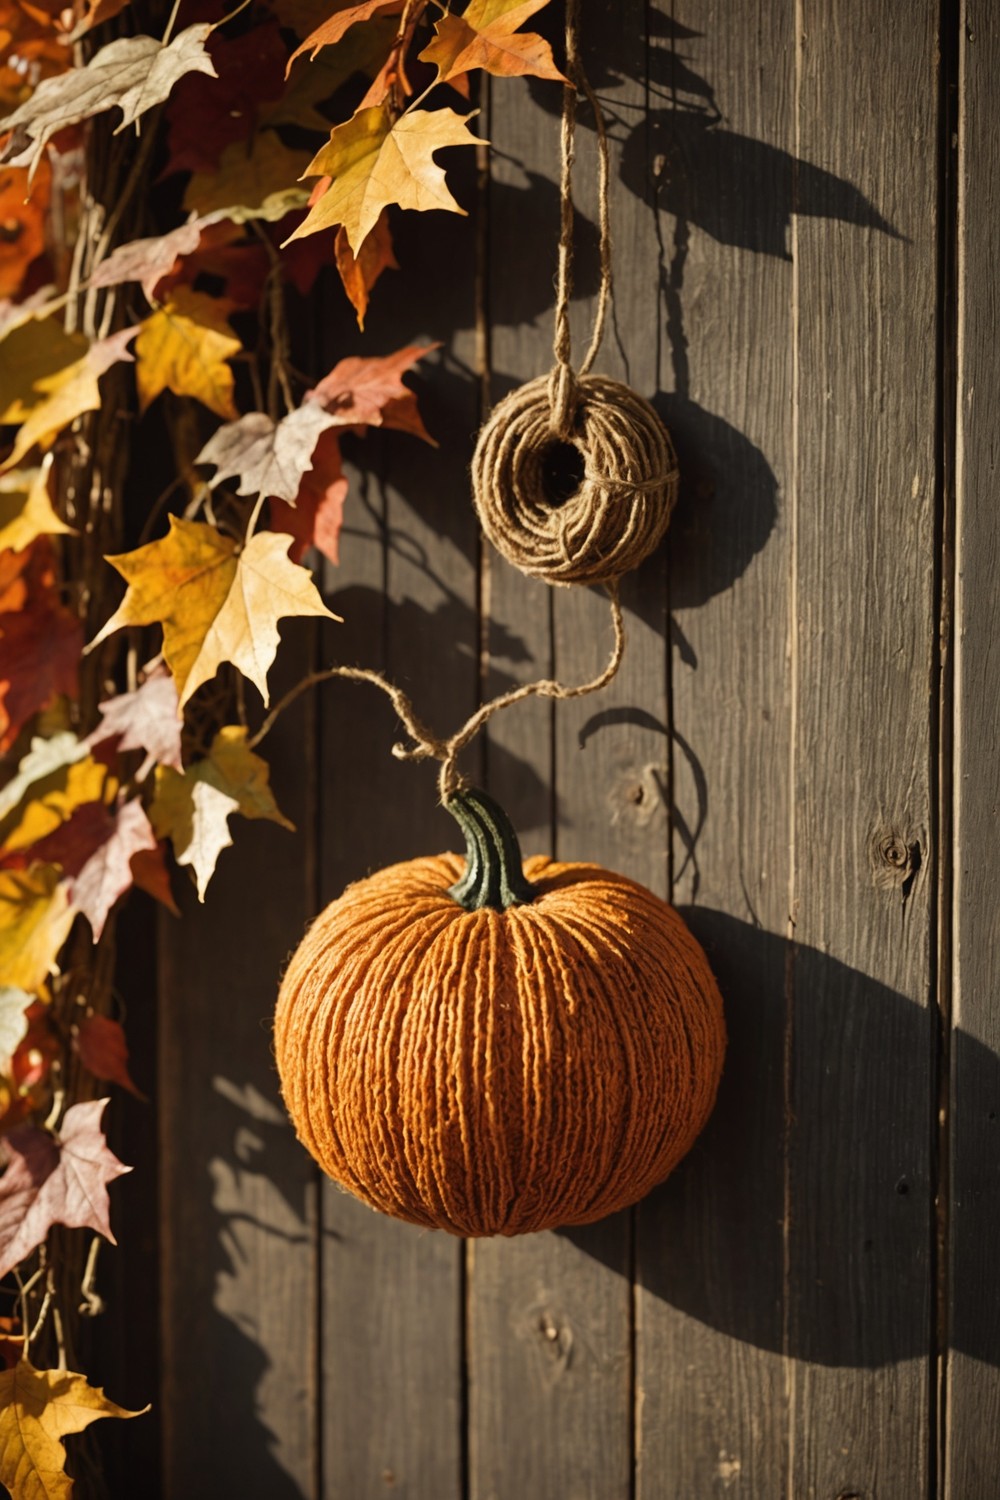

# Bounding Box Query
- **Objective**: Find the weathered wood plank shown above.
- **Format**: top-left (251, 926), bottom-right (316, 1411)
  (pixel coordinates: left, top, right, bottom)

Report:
top-left (789, 2), bottom-right (938, 1493)
top-left (317, 197), bottom-right (480, 1498)
top-left (945, 7), bottom-right (1000, 1495)
top-left (636, 3), bottom-right (794, 1494)
top-left (159, 628), bottom-right (318, 1500)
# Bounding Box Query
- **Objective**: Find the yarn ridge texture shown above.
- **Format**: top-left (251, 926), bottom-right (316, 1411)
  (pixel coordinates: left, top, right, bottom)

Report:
top-left (274, 851), bottom-right (726, 1237)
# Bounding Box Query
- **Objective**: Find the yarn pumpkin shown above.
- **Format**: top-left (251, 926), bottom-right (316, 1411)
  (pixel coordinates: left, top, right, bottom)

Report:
top-left (274, 789), bottom-right (725, 1237)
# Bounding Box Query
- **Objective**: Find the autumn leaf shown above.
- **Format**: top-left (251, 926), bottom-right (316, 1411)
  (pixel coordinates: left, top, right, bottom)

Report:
top-left (21, 800), bottom-right (114, 877)
top-left (0, 317), bottom-right (87, 424)
top-left (334, 210), bottom-right (397, 329)
top-left (153, 220), bottom-right (270, 310)
top-left (0, 1355), bottom-right (146, 1500)
top-left (1, 327), bottom-right (137, 473)
top-left (129, 842), bottom-right (179, 915)
top-left (134, 288), bottom-right (240, 419)
top-left (74, 1013), bottom-right (143, 1097)
top-left (0, 1317), bottom-right (24, 1371)
top-left (151, 725), bottom-right (292, 899)
top-left (0, 598), bottom-right (82, 752)
top-left (0, 162), bottom-right (49, 301)
top-left (307, 343), bottom-right (436, 441)
top-left (87, 666), bottom-right (183, 779)
top-left (196, 404), bottom-right (340, 502)
top-left (0, 733), bottom-right (112, 854)
top-left (0, 986), bottom-right (31, 1068)
top-left (286, 105), bottom-right (486, 254)
top-left (90, 517), bottom-right (340, 709)
top-left (88, 217), bottom-right (216, 301)
top-left (269, 428), bottom-right (348, 565)
top-left (288, 0), bottom-right (403, 67)
top-left (183, 132), bottom-right (313, 225)
top-left (65, 0), bottom-right (133, 41)
top-left (0, 466), bottom-right (75, 553)
top-left (265, 21), bottom-right (397, 132)
top-left (0, 24), bottom-right (218, 180)
top-left (70, 799), bottom-right (157, 938)
top-left (163, 20), bottom-right (287, 177)
top-left (0, 864), bottom-right (72, 993)
top-left (419, 0), bottom-right (566, 85)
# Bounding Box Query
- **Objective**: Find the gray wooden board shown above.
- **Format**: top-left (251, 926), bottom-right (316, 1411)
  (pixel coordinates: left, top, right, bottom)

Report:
top-left (636, 2), bottom-right (795, 1494)
top-left (945, 7), bottom-right (1000, 1495)
top-left (316, 189), bottom-right (480, 1497)
top-left (159, 626), bottom-right (319, 1500)
top-left (789, 2), bottom-right (938, 1494)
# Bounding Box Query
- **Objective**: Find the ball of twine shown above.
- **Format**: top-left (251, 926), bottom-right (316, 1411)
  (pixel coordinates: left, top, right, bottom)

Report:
top-left (471, 369), bottom-right (679, 587)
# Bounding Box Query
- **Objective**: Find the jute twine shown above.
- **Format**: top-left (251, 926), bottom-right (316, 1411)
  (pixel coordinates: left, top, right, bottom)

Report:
top-left (470, 0), bottom-right (679, 588)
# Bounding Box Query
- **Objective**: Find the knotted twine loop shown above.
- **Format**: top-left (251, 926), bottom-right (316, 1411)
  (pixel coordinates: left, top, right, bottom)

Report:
top-left (470, 0), bottom-right (679, 588)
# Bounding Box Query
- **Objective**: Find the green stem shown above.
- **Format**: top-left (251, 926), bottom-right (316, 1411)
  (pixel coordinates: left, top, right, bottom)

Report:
top-left (445, 788), bottom-right (538, 912)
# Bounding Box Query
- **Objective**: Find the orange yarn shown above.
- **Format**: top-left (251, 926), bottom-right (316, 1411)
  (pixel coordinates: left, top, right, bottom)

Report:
top-left (274, 838), bottom-right (726, 1237)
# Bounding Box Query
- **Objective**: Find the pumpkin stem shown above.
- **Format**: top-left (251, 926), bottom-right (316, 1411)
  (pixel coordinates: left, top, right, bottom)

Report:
top-left (445, 788), bottom-right (538, 911)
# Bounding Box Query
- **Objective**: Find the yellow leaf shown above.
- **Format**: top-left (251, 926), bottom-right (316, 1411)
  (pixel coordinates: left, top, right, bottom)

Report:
top-left (151, 725), bottom-right (293, 899)
top-left (0, 320), bottom-right (87, 424)
top-left (183, 132), bottom-right (313, 224)
top-left (90, 518), bottom-right (340, 709)
top-left (0, 866), bottom-right (73, 992)
top-left (0, 327), bottom-right (137, 473)
top-left (286, 105), bottom-right (487, 255)
top-left (135, 289), bottom-right (241, 419)
top-left (0, 732), bottom-right (114, 854)
top-left (0, 1356), bottom-right (146, 1500)
top-left (0, 466), bottom-right (75, 552)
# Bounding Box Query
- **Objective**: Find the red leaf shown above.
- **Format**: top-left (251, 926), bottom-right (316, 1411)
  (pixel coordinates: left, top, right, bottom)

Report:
top-left (152, 221), bottom-right (271, 310)
top-left (129, 842), bottom-right (180, 917)
top-left (10, 1001), bottom-right (58, 1093)
top-left (87, 666), bottom-right (183, 779)
top-left (306, 343), bottom-right (437, 443)
top-left (162, 23), bottom-right (288, 178)
top-left (74, 1014), bottom-right (144, 1099)
top-left (0, 1099), bottom-right (129, 1277)
top-left (70, 799), bottom-right (157, 939)
top-left (24, 801), bottom-right (114, 877)
top-left (269, 429), bottom-right (348, 566)
top-left (0, 601), bottom-right (82, 752)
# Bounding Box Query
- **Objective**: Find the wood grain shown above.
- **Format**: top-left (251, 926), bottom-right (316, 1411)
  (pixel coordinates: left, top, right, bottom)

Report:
top-left (945, 6), bottom-right (1000, 1495)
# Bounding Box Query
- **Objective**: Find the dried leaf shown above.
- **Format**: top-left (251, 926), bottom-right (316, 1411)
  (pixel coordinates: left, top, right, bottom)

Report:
top-left (128, 841), bottom-right (179, 915)
top-left (87, 666), bottom-right (183, 779)
top-left (0, 1317), bottom-right (24, 1371)
top-left (0, 1355), bottom-right (145, 1500)
top-left (307, 342), bottom-right (436, 441)
top-left (288, 0), bottom-right (402, 67)
top-left (0, 986), bottom-right (31, 1068)
top-left (87, 217), bottom-right (216, 301)
top-left (0, 864), bottom-right (72, 995)
top-left (0, 162), bottom-right (49, 301)
top-left (74, 1013), bottom-right (143, 1097)
top-left (0, 317), bottom-right (88, 424)
top-left (265, 21), bottom-right (396, 131)
top-left (21, 800), bottom-right (113, 877)
top-left (70, 798), bottom-right (156, 938)
top-left (65, 0), bottom-right (132, 41)
top-left (0, 599), bottom-right (82, 752)
top-left (419, 0), bottom-right (566, 84)
top-left (0, 24), bottom-right (218, 181)
top-left (0, 327), bottom-right (137, 472)
top-left (0, 467), bottom-right (74, 553)
top-left (0, 733), bottom-right (111, 855)
top-left (163, 21), bottom-right (287, 177)
top-left (134, 288), bottom-right (240, 419)
top-left (151, 725), bottom-right (292, 899)
top-left (286, 105), bottom-right (486, 255)
top-left (197, 404), bottom-right (340, 502)
top-left (334, 209), bottom-right (397, 328)
top-left (269, 428), bottom-right (347, 565)
top-left (183, 132), bottom-right (313, 225)
top-left (91, 517), bottom-right (340, 709)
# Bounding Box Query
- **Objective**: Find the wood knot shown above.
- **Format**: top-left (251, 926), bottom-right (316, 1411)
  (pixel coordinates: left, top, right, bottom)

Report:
top-left (868, 824), bottom-right (922, 898)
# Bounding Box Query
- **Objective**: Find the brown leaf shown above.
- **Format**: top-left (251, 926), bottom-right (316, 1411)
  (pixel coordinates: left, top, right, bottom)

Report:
top-left (269, 429), bottom-right (347, 565)
top-left (70, 798), bottom-right (157, 939)
top-left (334, 210), bottom-right (397, 329)
top-left (196, 404), bottom-right (341, 502)
top-left (0, 1316), bottom-right (24, 1371)
top-left (0, 597), bottom-right (81, 751)
top-left (307, 342), bottom-right (437, 442)
top-left (134, 288), bottom-right (240, 419)
top-left (182, 132), bottom-right (313, 225)
top-left (0, 1098), bottom-right (130, 1277)
top-left (128, 841), bottom-right (179, 916)
top-left (87, 666), bottom-right (183, 779)
top-left (288, 0), bottom-right (403, 68)
top-left (74, 1013), bottom-right (143, 1098)
top-left (0, 1355), bottom-right (146, 1500)
top-left (286, 105), bottom-right (486, 255)
top-left (419, 0), bottom-right (566, 85)
top-left (0, 24), bottom-right (218, 181)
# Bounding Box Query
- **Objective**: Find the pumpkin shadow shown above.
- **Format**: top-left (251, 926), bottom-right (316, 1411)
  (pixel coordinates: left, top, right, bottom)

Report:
top-left (560, 911), bottom-right (1000, 1370)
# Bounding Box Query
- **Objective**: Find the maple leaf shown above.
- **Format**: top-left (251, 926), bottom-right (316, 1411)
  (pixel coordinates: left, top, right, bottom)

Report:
top-left (0, 1355), bottom-right (146, 1500)
top-left (151, 725), bottom-right (292, 899)
top-left (90, 517), bottom-right (340, 709)
top-left (269, 428), bottom-right (348, 565)
top-left (87, 666), bottom-right (183, 779)
top-left (183, 132), bottom-right (313, 225)
top-left (74, 1013), bottom-right (143, 1097)
top-left (0, 162), bottom-right (49, 302)
top-left (0, 327), bottom-right (137, 473)
top-left (265, 21), bottom-right (397, 132)
top-left (0, 986), bottom-right (31, 1068)
top-left (0, 318), bottom-right (88, 425)
top-left (307, 343), bottom-right (437, 442)
top-left (70, 798), bottom-right (157, 939)
top-left (0, 864), bottom-right (72, 995)
top-left (87, 217), bottom-right (215, 302)
top-left (286, 105), bottom-right (487, 255)
top-left (196, 405), bottom-right (341, 502)
top-left (0, 467), bottom-right (75, 553)
top-left (134, 288), bottom-right (241, 419)
top-left (153, 220), bottom-right (270, 310)
top-left (65, 0), bottom-right (133, 40)
top-left (163, 21), bottom-right (288, 178)
top-left (0, 599), bottom-right (82, 752)
top-left (334, 210), bottom-right (397, 329)
top-left (288, 0), bottom-right (403, 67)
top-left (0, 733), bottom-right (112, 855)
top-left (21, 800), bottom-right (114, 877)
top-left (0, 1099), bottom-right (130, 1277)
top-left (0, 24), bottom-right (218, 181)
top-left (419, 0), bottom-right (566, 85)
top-left (129, 841), bottom-right (179, 915)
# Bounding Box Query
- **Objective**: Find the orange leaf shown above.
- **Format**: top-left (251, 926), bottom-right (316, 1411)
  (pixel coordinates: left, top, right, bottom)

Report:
top-left (334, 209), bottom-right (397, 329)
top-left (269, 429), bottom-right (348, 566)
top-left (74, 1013), bottom-right (144, 1098)
top-left (288, 0), bottom-right (403, 68)
top-left (307, 343), bottom-right (437, 443)
top-left (0, 161), bottom-right (49, 301)
top-left (419, 0), bottom-right (566, 84)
